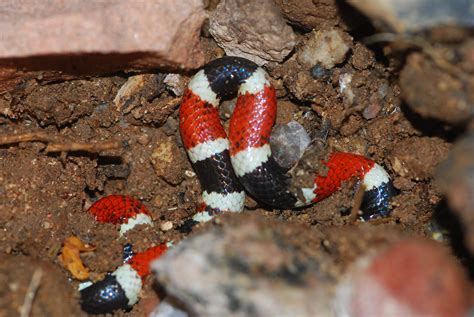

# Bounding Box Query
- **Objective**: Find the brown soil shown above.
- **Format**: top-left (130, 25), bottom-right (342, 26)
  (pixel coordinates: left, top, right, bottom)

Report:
top-left (0, 4), bottom-right (472, 317)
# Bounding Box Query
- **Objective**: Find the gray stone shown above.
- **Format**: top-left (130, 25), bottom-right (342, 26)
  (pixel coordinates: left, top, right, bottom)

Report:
top-left (151, 215), bottom-right (335, 317)
top-left (270, 121), bottom-right (311, 169)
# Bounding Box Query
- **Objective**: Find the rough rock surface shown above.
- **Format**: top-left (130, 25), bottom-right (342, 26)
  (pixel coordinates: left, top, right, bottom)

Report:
top-left (209, 0), bottom-right (296, 65)
top-left (297, 28), bottom-right (353, 69)
top-left (152, 214), bottom-right (336, 317)
top-left (0, 254), bottom-right (82, 316)
top-left (0, 0), bottom-right (206, 92)
top-left (335, 239), bottom-right (473, 317)
top-left (114, 74), bottom-right (166, 114)
top-left (151, 133), bottom-right (187, 185)
top-left (270, 121), bottom-right (311, 169)
top-left (164, 74), bottom-right (188, 97)
top-left (400, 53), bottom-right (474, 124)
top-left (348, 0), bottom-right (474, 33)
top-left (274, 0), bottom-right (340, 30)
top-left (149, 300), bottom-right (190, 317)
top-left (436, 132), bottom-right (474, 255)
top-left (151, 215), bottom-right (467, 317)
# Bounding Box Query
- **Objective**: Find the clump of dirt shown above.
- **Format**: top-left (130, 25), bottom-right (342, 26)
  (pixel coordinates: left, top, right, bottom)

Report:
top-left (0, 2), bottom-right (473, 316)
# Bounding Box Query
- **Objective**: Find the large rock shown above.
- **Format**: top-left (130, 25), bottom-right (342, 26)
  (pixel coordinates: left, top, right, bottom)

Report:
top-left (348, 0), bottom-right (474, 33)
top-left (436, 132), bottom-right (474, 255)
top-left (151, 214), bottom-right (472, 316)
top-left (0, 0), bottom-right (206, 92)
top-left (335, 239), bottom-right (473, 317)
top-left (400, 53), bottom-right (474, 124)
top-left (209, 0), bottom-right (296, 65)
top-left (151, 214), bottom-right (335, 317)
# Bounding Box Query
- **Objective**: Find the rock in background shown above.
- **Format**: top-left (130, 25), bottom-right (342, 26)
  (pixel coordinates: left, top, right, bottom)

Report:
top-left (437, 132), bottom-right (474, 255)
top-left (209, 0), bottom-right (296, 65)
top-left (151, 215), bottom-right (473, 317)
top-left (0, 0), bottom-right (206, 92)
top-left (152, 214), bottom-right (337, 317)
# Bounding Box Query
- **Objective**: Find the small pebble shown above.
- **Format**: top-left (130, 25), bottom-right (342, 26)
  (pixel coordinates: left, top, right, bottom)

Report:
top-left (163, 117), bottom-right (179, 136)
top-left (297, 28), bottom-right (352, 69)
top-left (164, 73), bottom-right (187, 97)
top-left (269, 121), bottom-right (311, 169)
top-left (310, 64), bottom-right (331, 79)
top-left (137, 133), bottom-right (151, 146)
top-left (184, 170), bottom-right (196, 178)
top-left (339, 73), bottom-right (355, 104)
top-left (150, 137), bottom-right (186, 185)
top-left (160, 221), bottom-right (173, 232)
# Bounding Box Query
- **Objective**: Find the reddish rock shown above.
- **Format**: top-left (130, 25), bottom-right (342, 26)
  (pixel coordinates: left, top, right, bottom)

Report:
top-left (336, 239), bottom-right (473, 317)
top-left (0, 0), bottom-right (206, 92)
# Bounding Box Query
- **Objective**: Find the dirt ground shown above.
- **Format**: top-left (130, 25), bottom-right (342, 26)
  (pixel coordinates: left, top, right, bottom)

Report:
top-left (0, 2), bottom-right (472, 317)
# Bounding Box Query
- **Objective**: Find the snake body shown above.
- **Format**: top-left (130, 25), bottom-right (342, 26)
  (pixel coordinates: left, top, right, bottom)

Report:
top-left (179, 56), bottom-right (396, 221)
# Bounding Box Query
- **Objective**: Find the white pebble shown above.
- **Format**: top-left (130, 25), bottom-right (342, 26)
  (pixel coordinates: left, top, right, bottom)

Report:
top-left (160, 221), bottom-right (173, 231)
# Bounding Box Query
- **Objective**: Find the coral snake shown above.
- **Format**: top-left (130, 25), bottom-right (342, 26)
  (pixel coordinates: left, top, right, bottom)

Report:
top-left (179, 56), bottom-right (396, 222)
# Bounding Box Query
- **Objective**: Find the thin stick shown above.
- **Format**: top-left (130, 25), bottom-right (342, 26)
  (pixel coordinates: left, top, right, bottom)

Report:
top-left (45, 140), bottom-right (122, 153)
top-left (0, 132), bottom-right (51, 145)
top-left (1, 132), bottom-right (123, 153)
top-left (350, 184), bottom-right (366, 223)
top-left (20, 268), bottom-right (43, 317)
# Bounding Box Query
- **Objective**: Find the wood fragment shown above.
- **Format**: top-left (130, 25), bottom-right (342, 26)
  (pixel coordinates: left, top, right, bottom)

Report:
top-left (0, 132), bottom-right (51, 145)
top-left (45, 140), bottom-right (122, 153)
top-left (0, 132), bottom-right (123, 154)
top-left (20, 268), bottom-right (43, 317)
top-left (350, 184), bottom-right (366, 223)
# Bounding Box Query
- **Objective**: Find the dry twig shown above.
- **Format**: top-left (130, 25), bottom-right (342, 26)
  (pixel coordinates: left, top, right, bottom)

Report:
top-left (45, 140), bottom-right (122, 153)
top-left (0, 132), bottom-right (51, 145)
top-left (350, 184), bottom-right (366, 223)
top-left (20, 268), bottom-right (43, 317)
top-left (0, 131), bottom-right (123, 153)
